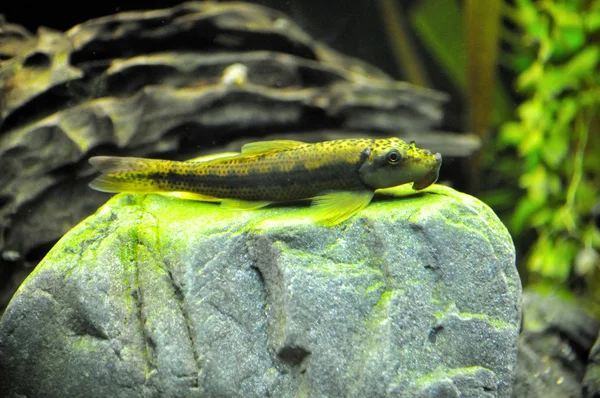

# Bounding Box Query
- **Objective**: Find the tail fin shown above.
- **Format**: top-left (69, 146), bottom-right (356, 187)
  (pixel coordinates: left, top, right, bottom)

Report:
top-left (89, 156), bottom-right (164, 193)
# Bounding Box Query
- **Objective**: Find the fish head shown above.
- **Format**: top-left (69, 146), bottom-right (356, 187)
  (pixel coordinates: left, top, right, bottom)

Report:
top-left (358, 138), bottom-right (442, 190)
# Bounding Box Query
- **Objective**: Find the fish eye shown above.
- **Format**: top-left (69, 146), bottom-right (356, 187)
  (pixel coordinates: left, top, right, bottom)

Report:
top-left (386, 149), bottom-right (402, 164)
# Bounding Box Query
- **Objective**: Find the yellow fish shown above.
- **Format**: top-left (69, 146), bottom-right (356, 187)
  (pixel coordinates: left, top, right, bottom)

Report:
top-left (89, 138), bottom-right (442, 225)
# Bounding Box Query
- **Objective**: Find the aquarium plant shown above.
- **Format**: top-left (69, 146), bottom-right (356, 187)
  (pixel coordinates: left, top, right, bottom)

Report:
top-left (500, 0), bottom-right (600, 295)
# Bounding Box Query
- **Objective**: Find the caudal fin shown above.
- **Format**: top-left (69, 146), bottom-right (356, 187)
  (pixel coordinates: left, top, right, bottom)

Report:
top-left (89, 156), bottom-right (163, 193)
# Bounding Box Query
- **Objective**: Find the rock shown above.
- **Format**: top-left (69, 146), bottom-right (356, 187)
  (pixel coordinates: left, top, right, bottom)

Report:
top-left (0, 185), bottom-right (521, 397)
top-left (584, 329), bottom-right (600, 397)
top-left (512, 291), bottom-right (600, 398)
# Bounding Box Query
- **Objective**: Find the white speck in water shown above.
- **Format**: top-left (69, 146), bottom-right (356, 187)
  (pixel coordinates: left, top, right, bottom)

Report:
top-left (2, 250), bottom-right (20, 262)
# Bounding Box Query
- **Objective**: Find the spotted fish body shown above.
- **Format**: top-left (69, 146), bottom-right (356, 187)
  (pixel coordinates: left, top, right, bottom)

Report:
top-left (90, 138), bottom-right (442, 225)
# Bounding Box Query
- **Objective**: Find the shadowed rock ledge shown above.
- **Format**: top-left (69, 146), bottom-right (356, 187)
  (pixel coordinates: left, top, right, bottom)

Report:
top-left (0, 185), bottom-right (521, 397)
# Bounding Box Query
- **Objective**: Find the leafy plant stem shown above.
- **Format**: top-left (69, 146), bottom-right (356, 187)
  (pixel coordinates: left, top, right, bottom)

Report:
top-left (564, 110), bottom-right (592, 234)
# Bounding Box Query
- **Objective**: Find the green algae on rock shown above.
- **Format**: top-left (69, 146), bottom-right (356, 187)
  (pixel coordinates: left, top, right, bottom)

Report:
top-left (0, 185), bottom-right (521, 397)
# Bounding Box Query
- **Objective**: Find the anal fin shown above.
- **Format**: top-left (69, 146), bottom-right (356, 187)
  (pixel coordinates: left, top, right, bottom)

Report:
top-left (220, 199), bottom-right (272, 210)
top-left (310, 190), bottom-right (374, 226)
top-left (162, 192), bottom-right (222, 202)
top-left (163, 192), bottom-right (271, 210)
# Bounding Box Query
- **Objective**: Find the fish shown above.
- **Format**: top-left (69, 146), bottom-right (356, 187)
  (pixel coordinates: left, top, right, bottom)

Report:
top-left (89, 138), bottom-right (442, 225)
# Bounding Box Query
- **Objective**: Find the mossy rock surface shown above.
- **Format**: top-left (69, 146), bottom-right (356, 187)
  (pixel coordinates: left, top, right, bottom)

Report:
top-left (0, 185), bottom-right (521, 397)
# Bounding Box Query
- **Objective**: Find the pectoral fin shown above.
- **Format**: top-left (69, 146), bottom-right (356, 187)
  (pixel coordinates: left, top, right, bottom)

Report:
top-left (310, 190), bottom-right (374, 226)
top-left (220, 199), bottom-right (272, 210)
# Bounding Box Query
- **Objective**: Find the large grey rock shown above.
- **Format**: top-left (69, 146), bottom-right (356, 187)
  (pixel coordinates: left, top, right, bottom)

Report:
top-left (0, 185), bottom-right (521, 397)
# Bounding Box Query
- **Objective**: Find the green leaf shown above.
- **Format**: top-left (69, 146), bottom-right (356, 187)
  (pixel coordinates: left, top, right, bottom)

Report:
top-left (537, 67), bottom-right (571, 97)
top-left (575, 179), bottom-right (598, 213)
top-left (529, 236), bottom-right (578, 281)
top-left (499, 122), bottom-right (526, 145)
top-left (517, 62), bottom-right (543, 91)
top-left (541, 140), bottom-right (567, 169)
top-left (578, 87), bottom-right (600, 106)
top-left (528, 237), bottom-right (552, 273)
top-left (551, 207), bottom-right (577, 232)
top-left (518, 127), bottom-right (543, 155)
top-left (514, 0), bottom-right (538, 27)
top-left (507, 53), bottom-right (536, 72)
top-left (546, 171), bottom-right (562, 196)
top-left (583, 224), bottom-right (600, 249)
top-left (511, 196), bottom-right (544, 234)
top-left (556, 28), bottom-right (586, 55)
top-left (543, 2), bottom-right (586, 55)
top-left (550, 239), bottom-right (579, 279)
top-left (556, 98), bottom-right (578, 125)
top-left (530, 207), bottom-right (554, 228)
top-left (564, 46), bottom-right (600, 80)
top-left (584, 12), bottom-right (600, 32)
top-left (517, 98), bottom-right (545, 128)
top-left (524, 150), bottom-right (542, 171)
top-left (543, 2), bottom-right (583, 27)
top-left (520, 165), bottom-right (548, 202)
top-left (541, 131), bottom-right (569, 169)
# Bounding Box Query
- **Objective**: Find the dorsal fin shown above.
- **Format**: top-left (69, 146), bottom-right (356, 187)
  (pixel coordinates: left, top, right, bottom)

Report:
top-left (241, 140), bottom-right (306, 154)
top-left (185, 152), bottom-right (240, 163)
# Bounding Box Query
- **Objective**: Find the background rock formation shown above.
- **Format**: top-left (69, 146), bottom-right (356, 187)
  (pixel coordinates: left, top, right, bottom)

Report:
top-left (512, 291), bottom-right (600, 398)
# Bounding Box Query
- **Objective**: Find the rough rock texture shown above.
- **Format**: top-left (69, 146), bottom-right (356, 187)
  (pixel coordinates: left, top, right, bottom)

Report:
top-left (584, 333), bottom-right (600, 397)
top-left (0, 2), bottom-right (481, 312)
top-left (0, 185), bottom-right (521, 397)
top-left (512, 291), bottom-right (600, 398)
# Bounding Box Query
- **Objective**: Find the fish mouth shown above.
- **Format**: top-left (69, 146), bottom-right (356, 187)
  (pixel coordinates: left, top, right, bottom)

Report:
top-left (412, 153), bottom-right (442, 190)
